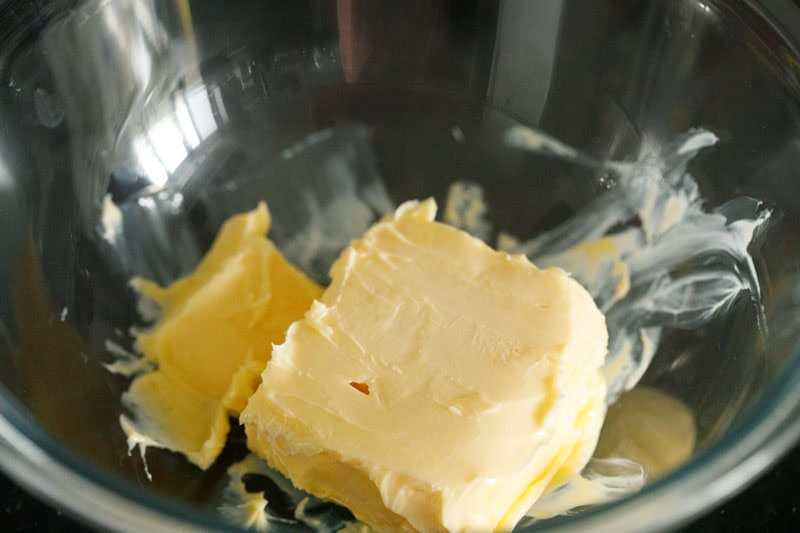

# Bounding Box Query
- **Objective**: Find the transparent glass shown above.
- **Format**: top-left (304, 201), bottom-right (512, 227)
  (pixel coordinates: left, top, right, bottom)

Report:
top-left (0, 0), bottom-right (799, 531)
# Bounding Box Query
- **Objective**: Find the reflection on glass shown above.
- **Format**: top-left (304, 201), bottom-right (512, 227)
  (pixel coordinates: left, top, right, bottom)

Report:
top-left (131, 81), bottom-right (223, 188)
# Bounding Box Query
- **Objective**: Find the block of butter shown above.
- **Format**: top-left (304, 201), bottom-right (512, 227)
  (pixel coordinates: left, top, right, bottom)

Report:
top-left (241, 199), bottom-right (608, 531)
top-left (121, 202), bottom-right (322, 469)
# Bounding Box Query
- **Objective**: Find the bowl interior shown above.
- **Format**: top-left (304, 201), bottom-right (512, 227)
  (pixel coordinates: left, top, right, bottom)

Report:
top-left (1, 0), bottom-right (800, 530)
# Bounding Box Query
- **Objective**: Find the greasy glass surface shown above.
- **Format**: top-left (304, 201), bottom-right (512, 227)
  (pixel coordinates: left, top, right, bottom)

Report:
top-left (0, 0), bottom-right (800, 530)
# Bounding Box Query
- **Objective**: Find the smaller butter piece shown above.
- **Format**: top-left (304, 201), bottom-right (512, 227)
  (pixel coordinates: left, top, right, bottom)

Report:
top-left (121, 202), bottom-right (322, 469)
top-left (242, 199), bottom-right (608, 532)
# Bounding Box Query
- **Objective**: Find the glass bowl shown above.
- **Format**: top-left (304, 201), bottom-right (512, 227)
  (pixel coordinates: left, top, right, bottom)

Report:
top-left (1, 1), bottom-right (799, 531)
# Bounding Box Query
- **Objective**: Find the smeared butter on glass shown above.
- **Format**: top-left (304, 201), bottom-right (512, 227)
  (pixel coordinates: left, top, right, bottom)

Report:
top-left (120, 202), bottom-right (322, 469)
top-left (220, 453), bottom-right (355, 531)
top-left (504, 127), bottom-right (771, 402)
top-left (525, 386), bottom-right (696, 520)
top-left (594, 386), bottom-right (696, 480)
top-left (240, 199), bottom-right (609, 532)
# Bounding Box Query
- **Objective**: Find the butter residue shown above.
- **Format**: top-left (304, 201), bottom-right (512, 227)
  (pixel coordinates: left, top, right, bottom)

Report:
top-left (119, 202), bottom-right (322, 469)
top-left (505, 126), bottom-right (771, 401)
top-left (102, 338), bottom-right (153, 377)
top-left (277, 176), bottom-right (394, 282)
top-left (525, 385), bottom-right (696, 520)
top-left (220, 454), bottom-right (355, 532)
top-left (100, 193), bottom-right (123, 243)
top-left (242, 199), bottom-right (608, 532)
top-left (594, 386), bottom-right (696, 480)
top-left (443, 181), bottom-right (492, 241)
top-left (220, 455), bottom-right (272, 531)
top-left (527, 457), bottom-right (645, 519)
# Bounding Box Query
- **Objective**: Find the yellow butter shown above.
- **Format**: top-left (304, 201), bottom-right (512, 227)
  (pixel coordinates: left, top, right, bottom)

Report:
top-left (241, 199), bottom-right (608, 532)
top-left (121, 202), bottom-right (322, 469)
top-left (594, 386), bottom-right (696, 480)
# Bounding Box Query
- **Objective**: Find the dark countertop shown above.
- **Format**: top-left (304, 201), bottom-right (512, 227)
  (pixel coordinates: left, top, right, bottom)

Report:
top-left (681, 442), bottom-right (800, 531)
top-left (2, 442), bottom-right (799, 531)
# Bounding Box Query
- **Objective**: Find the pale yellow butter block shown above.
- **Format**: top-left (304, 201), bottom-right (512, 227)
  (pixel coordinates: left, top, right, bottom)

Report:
top-left (121, 202), bottom-right (322, 469)
top-left (241, 199), bottom-right (608, 531)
